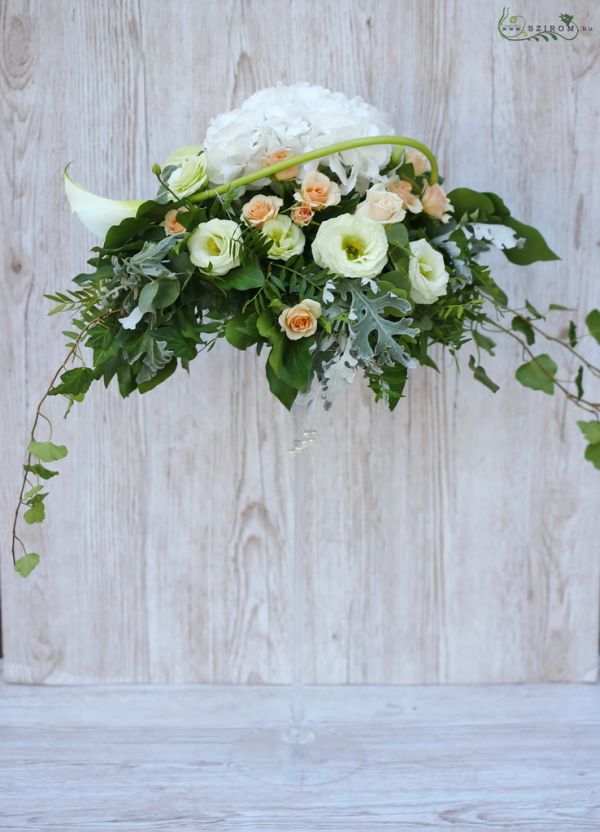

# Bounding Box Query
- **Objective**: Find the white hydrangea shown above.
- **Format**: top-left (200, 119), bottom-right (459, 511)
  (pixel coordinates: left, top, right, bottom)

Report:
top-left (203, 83), bottom-right (395, 194)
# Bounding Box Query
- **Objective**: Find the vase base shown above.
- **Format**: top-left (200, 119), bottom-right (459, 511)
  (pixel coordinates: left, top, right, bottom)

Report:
top-left (231, 727), bottom-right (363, 786)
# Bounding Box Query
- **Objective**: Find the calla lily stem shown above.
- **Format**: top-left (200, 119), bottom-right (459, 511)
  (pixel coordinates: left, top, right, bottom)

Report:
top-left (190, 135), bottom-right (439, 202)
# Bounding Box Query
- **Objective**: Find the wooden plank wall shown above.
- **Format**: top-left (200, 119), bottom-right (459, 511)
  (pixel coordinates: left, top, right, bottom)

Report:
top-left (1, 0), bottom-right (598, 684)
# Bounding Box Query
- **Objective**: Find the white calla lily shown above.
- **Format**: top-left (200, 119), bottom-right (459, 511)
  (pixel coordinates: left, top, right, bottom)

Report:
top-left (64, 167), bottom-right (144, 239)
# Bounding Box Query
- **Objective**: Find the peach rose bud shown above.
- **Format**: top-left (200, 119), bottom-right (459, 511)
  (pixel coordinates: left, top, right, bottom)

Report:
top-left (405, 149), bottom-right (430, 176)
top-left (278, 299), bottom-right (322, 340)
top-left (290, 204), bottom-right (314, 226)
top-left (262, 149), bottom-right (300, 181)
top-left (162, 208), bottom-right (187, 235)
top-left (421, 183), bottom-right (453, 223)
top-left (241, 194), bottom-right (283, 228)
top-left (386, 179), bottom-right (423, 213)
top-left (294, 171), bottom-right (341, 211)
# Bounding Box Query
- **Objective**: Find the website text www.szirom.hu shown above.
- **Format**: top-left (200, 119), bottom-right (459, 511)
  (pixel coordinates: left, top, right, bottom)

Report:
top-left (500, 22), bottom-right (592, 34)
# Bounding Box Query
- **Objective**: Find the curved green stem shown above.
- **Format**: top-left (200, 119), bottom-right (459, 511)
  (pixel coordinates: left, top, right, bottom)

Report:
top-left (190, 135), bottom-right (438, 202)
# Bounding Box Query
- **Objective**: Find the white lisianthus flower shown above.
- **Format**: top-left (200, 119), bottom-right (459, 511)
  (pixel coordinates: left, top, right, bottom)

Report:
top-left (355, 183), bottom-right (406, 224)
top-left (262, 215), bottom-right (305, 261)
top-left (312, 214), bottom-right (388, 279)
top-left (163, 145), bottom-right (204, 167)
top-left (203, 83), bottom-right (395, 194)
top-left (278, 299), bottom-right (322, 340)
top-left (167, 153), bottom-right (208, 198)
top-left (407, 239), bottom-right (449, 304)
top-left (188, 219), bottom-right (242, 276)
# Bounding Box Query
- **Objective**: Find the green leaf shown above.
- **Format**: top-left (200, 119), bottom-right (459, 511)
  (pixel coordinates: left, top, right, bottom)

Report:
top-left (219, 260), bottom-right (265, 291)
top-left (511, 316), bottom-right (535, 345)
top-left (472, 330), bottom-right (496, 355)
top-left (549, 303), bottom-right (571, 311)
top-left (268, 336), bottom-right (313, 391)
top-left (27, 440), bottom-right (68, 462)
top-left (584, 443), bottom-right (600, 470)
top-left (49, 367), bottom-right (97, 397)
top-left (225, 312), bottom-right (260, 350)
top-left (447, 188), bottom-right (495, 220)
top-left (23, 485), bottom-right (44, 501)
top-left (265, 362), bottom-right (297, 410)
top-left (468, 355), bottom-right (499, 393)
top-left (501, 217), bottom-right (559, 266)
top-left (577, 420), bottom-right (600, 445)
top-left (152, 327), bottom-right (198, 361)
top-left (385, 223), bottom-right (409, 248)
top-left (575, 366), bottom-right (584, 400)
top-left (568, 320), bottom-right (578, 348)
top-left (14, 553), bottom-right (40, 577)
top-left (139, 278), bottom-right (181, 313)
top-left (515, 354), bottom-right (557, 395)
top-left (24, 501), bottom-right (45, 524)
top-left (138, 357), bottom-right (177, 393)
top-left (24, 463), bottom-right (59, 480)
top-left (585, 309), bottom-right (600, 345)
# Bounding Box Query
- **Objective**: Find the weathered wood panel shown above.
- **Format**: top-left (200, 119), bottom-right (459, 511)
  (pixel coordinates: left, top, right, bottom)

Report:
top-left (2, 677), bottom-right (600, 829)
top-left (0, 0), bottom-right (598, 683)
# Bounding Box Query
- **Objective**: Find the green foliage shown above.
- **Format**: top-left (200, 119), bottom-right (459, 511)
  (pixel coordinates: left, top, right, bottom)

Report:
top-left (577, 421), bottom-right (600, 470)
top-left (511, 315), bottom-right (535, 345)
top-left (27, 440), bottom-right (68, 462)
top-left (24, 463), bottom-right (58, 480)
top-left (218, 260), bottom-right (265, 291)
top-left (139, 278), bottom-right (181, 313)
top-left (468, 355), bottom-right (499, 393)
top-left (447, 187), bottom-right (559, 265)
top-left (585, 309), bottom-right (600, 345)
top-left (14, 553), bottom-right (40, 577)
top-left (49, 367), bottom-right (97, 397)
top-left (515, 354), bottom-right (557, 395)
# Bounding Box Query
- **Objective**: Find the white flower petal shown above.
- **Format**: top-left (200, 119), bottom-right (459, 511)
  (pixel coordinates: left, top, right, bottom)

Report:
top-left (64, 168), bottom-right (143, 239)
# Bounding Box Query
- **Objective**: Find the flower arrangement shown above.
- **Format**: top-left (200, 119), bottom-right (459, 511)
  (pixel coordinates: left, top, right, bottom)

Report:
top-left (12, 83), bottom-right (600, 577)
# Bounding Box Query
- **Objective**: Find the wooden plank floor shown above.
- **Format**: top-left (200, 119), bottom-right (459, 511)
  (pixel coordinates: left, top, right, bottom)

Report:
top-left (1, 672), bottom-right (599, 830)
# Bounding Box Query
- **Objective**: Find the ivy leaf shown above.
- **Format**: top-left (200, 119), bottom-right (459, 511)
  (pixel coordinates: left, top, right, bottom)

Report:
top-left (577, 420), bottom-right (600, 445)
top-left (24, 463), bottom-right (59, 480)
top-left (268, 336), bottom-right (313, 391)
top-left (468, 355), bottom-right (499, 393)
top-left (219, 260), bottom-right (264, 291)
top-left (49, 367), bottom-right (97, 397)
top-left (511, 316), bottom-right (535, 345)
top-left (24, 501), bottom-right (45, 524)
top-left (27, 440), bottom-right (68, 462)
top-left (472, 330), bottom-right (496, 355)
top-left (14, 553), bottom-right (40, 577)
top-left (447, 188), bottom-right (496, 220)
top-left (515, 354), bottom-right (557, 395)
top-left (265, 362), bottom-right (297, 410)
top-left (225, 312), bottom-right (260, 350)
top-left (137, 357), bottom-right (177, 393)
top-left (585, 309), bottom-right (600, 345)
top-left (501, 217), bottom-right (559, 266)
top-left (23, 485), bottom-right (45, 501)
top-left (584, 443), bottom-right (600, 470)
top-left (152, 327), bottom-right (198, 361)
top-left (568, 321), bottom-right (578, 348)
top-left (575, 366), bottom-right (584, 400)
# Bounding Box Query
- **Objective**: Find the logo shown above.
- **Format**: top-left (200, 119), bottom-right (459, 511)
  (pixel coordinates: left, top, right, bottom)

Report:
top-left (498, 8), bottom-right (592, 41)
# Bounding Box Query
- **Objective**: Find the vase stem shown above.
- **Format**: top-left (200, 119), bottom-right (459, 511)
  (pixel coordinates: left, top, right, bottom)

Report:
top-left (283, 392), bottom-right (317, 745)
